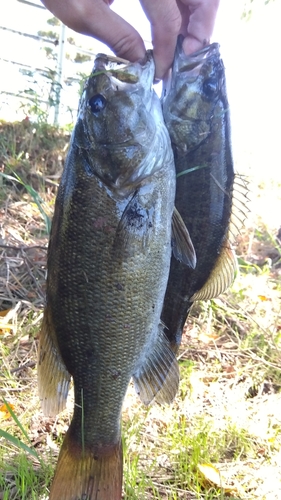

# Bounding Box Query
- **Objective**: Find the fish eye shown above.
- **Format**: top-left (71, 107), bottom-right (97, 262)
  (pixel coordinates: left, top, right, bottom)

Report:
top-left (202, 78), bottom-right (218, 99)
top-left (88, 94), bottom-right (106, 114)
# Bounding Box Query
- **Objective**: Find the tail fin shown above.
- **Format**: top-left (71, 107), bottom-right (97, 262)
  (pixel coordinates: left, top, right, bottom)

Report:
top-left (49, 429), bottom-right (123, 500)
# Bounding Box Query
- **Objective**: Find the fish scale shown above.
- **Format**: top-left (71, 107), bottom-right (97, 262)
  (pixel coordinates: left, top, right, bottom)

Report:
top-left (37, 52), bottom-right (194, 500)
top-left (161, 38), bottom-right (248, 353)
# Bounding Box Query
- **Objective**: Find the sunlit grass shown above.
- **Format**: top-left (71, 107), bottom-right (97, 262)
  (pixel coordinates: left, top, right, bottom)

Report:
top-left (1, 266), bottom-right (281, 500)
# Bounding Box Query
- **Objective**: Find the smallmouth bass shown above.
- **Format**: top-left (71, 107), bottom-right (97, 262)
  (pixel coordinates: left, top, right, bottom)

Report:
top-left (162, 38), bottom-right (248, 352)
top-left (38, 52), bottom-right (195, 500)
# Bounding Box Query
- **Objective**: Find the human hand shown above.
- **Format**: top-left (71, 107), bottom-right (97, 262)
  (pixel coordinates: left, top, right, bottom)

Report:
top-left (141, 0), bottom-right (220, 78)
top-left (41, 0), bottom-right (220, 79)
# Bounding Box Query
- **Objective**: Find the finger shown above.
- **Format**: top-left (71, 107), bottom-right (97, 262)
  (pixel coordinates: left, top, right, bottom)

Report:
top-left (140, 0), bottom-right (182, 79)
top-left (41, 0), bottom-right (146, 62)
top-left (179, 0), bottom-right (220, 54)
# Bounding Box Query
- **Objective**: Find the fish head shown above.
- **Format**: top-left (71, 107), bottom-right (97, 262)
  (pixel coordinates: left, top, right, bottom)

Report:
top-left (75, 52), bottom-right (162, 195)
top-left (162, 38), bottom-right (226, 155)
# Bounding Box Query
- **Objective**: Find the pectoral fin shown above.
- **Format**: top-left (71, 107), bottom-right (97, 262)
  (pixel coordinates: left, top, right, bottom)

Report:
top-left (114, 190), bottom-right (154, 258)
top-left (37, 308), bottom-right (71, 416)
top-left (172, 207), bottom-right (196, 268)
top-left (191, 241), bottom-right (238, 301)
top-left (133, 325), bottom-right (179, 405)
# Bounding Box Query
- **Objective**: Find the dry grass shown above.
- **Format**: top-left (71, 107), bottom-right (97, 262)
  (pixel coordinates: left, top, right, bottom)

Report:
top-left (0, 120), bottom-right (281, 499)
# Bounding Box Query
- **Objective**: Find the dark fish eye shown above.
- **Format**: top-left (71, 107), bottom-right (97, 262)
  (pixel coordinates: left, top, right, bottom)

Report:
top-left (88, 94), bottom-right (106, 114)
top-left (202, 78), bottom-right (218, 99)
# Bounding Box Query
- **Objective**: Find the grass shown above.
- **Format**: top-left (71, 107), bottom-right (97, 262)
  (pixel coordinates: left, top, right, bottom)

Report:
top-left (0, 119), bottom-right (281, 499)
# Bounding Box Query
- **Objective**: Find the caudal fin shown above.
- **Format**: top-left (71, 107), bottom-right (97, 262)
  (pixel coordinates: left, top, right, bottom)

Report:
top-left (49, 429), bottom-right (123, 500)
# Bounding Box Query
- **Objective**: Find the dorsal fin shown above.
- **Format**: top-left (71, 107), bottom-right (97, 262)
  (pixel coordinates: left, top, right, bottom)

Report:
top-left (228, 174), bottom-right (250, 244)
top-left (191, 173), bottom-right (249, 302)
top-left (191, 241), bottom-right (238, 301)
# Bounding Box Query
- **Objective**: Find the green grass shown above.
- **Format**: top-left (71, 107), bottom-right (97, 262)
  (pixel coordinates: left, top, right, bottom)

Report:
top-left (1, 294), bottom-right (281, 499)
top-left (0, 396), bottom-right (53, 499)
top-left (0, 452), bottom-right (53, 500)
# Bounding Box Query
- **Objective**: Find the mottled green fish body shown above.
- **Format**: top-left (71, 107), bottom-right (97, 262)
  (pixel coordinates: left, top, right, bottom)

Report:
top-left (162, 38), bottom-right (248, 352)
top-left (38, 52), bottom-right (181, 500)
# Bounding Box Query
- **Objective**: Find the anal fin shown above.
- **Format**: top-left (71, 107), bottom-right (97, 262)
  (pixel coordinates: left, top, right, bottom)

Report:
top-left (172, 207), bottom-right (196, 268)
top-left (37, 308), bottom-right (71, 416)
top-left (191, 241), bottom-right (238, 301)
top-left (133, 325), bottom-right (179, 405)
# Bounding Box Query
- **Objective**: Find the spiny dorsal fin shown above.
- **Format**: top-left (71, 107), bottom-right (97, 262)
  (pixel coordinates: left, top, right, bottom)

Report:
top-left (133, 325), bottom-right (179, 405)
top-left (38, 309), bottom-right (71, 417)
top-left (191, 173), bottom-right (248, 302)
top-left (172, 207), bottom-right (196, 268)
top-left (191, 241), bottom-right (238, 301)
top-left (228, 174), bottom-right (250, 244)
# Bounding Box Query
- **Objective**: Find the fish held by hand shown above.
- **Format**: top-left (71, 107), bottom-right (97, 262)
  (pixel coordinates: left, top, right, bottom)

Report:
top-left (37, 51), bottom-right (192, 500)
top-left (161, 38), bottom-right (249, 353)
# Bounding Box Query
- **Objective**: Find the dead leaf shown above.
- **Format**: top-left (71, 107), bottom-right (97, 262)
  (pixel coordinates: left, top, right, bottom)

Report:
top-left (198, 332), bottom-right (219, 344)
top-left (0, 304), bottom-right (21, 335)
top-left (0, 309), bottom-right (14, 335)
top-left (0, 309), bottom-right (12, 317)
top-left (258, 295), bottom-right (271, 302)
top-left (198, 463), bottom-right (223, 487)
top-left (198, 463), bottom-right (237, 494)
top-left (0, 402), bottom-right (15, 420)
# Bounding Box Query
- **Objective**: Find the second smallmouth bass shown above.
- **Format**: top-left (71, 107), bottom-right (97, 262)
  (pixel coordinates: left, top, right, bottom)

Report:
top-left (38, 52), bottom-right (194, 500)
top-left (162, 38), bottom-right (248, 352)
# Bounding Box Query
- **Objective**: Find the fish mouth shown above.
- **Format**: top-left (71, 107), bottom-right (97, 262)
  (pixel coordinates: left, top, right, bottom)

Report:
top-left (92, 51), bottom-right (154, 84)
top-left (176, 37), bottom-right (220, 75)
top-left (184, 41), bottom-right (220, 59)
top-left (162, 38), bottom-right (220, 98)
